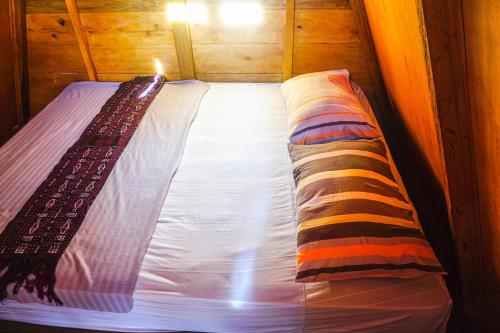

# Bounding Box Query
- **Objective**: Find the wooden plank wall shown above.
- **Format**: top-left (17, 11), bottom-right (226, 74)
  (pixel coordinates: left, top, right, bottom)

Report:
top-left (189, 0), bottom-right (284, 83)
top-left (419, 1), bottom-right (484, 329)
top-left (293, 0), bottom-right (373, 93)
top-left (362, 0), bottom-right (466, 327)
top-left (362, 0), bottom-right (449, 197)
top-left (26, 6), bottom-right (86, 114)
top-left (26, 0), bottom-right (179, 116)
top-left (25, 0), bottom-right (379, 116)
top-left (462, 0), bottom-right (500, 328)
top-left (0, 1), bottom-right (21, 141)
top-left (363, 0), bottom-right (497, 330)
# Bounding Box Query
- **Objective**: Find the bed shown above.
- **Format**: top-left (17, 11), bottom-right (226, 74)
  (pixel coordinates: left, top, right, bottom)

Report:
top-left (0, 81), bottom-right (452, 332)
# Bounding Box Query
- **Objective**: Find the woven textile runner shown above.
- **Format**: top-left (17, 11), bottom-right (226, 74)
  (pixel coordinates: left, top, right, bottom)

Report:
top-left (0, 76), bottom-right (164, 305)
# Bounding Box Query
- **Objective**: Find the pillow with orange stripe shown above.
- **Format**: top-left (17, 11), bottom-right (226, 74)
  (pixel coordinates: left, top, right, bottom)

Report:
top-left (289, 138), bottom-right (445, 282)
top-left (281, 69), bottom-right (381, 145)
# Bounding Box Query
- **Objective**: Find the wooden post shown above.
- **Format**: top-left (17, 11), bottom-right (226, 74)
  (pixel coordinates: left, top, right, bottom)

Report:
top-left (65, 0), bottom-right (97, 81)
top-left (8, 0), bottom-right (27, 123)
top-left (169, 0), bottom-right (196, 80)
top-left (283, 0), bottom-right (295, 81)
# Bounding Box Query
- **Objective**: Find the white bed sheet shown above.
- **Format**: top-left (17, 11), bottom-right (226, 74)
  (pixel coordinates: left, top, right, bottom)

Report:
top-left (0, 83), bottom-right (451, 333)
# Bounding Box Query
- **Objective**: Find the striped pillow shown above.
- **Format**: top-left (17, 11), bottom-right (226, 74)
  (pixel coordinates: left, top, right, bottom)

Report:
top-left (281, 69), bottom-right (381, 144)
top-left (289, 139), bottom-right (445, 282)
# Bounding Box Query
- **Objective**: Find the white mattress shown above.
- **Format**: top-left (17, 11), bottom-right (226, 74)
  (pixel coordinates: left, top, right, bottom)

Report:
top-left (0, 82), bottom-right (452, 332)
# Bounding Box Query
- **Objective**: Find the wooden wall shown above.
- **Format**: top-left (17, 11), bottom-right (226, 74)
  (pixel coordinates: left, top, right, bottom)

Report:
top-left (189, 0), bottom-right (284, 83)
top-left (0, 0), bottom-right (26, 143)
top-left (26, 0), bottom-right (179, 115)
top-left (0, 1), bottom-right (19, 142)
top-left (462, 0), bottom-right (500, 327)
top-left (361, 2), bottom-right (466, 326)
top-left (362, 0), bottom-right (448, 199)
top-left (292, 0), bottom-right (371, 89)
top-left (25, 0), bottom-right (380, 116)
top-left (363, 0), bottom-right (499, 330)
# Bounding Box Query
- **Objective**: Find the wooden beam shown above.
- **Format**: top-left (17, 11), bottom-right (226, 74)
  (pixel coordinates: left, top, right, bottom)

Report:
top-left (283, 0), bottom-right (295, 81)
top-left (64, 0), bottom-right (97, 81)
top-left (169, 0), bottom-right (196, 80)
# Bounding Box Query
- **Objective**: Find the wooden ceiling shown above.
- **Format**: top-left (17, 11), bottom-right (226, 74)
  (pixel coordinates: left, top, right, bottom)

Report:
top-left (25, 0), bottom-right (380, 116)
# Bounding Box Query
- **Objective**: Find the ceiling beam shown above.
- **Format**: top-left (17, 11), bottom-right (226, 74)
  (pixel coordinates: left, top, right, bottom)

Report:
top-left (65, 0), bottom-right (97, 81)
top-left (169, 0), bottom-right (196, 80)
top-left (283, 0), bottom-right (295, 81)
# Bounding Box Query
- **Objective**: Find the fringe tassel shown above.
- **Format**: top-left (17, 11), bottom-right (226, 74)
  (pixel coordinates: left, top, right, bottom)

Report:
top-left (0, 255), bottom-right (63, 305)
